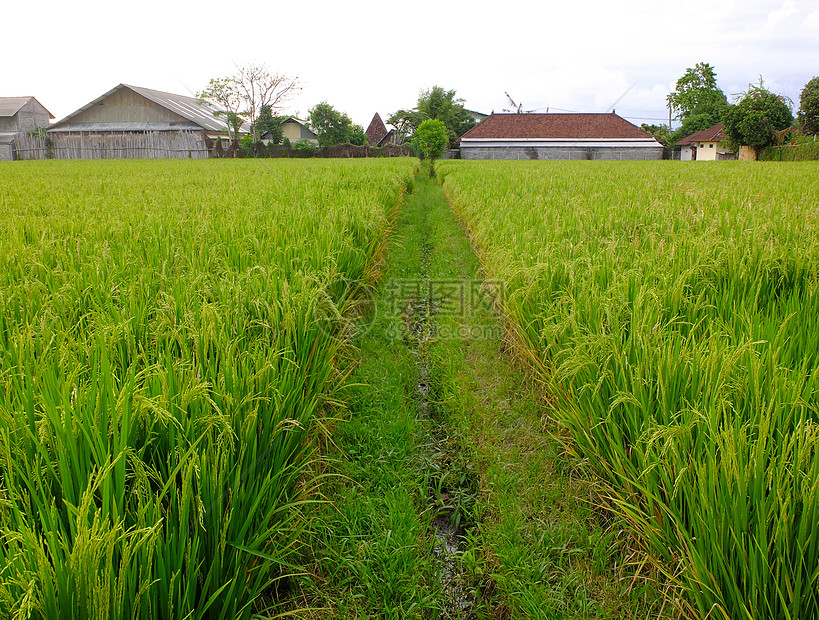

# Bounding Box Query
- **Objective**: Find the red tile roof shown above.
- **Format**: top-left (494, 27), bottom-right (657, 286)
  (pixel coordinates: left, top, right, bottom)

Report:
top-left (365, 112), bottom-right (388, 145)
top-left (459, 113), bottom-right (653, 140)
top-left (675, 122), bottom-right (725, 146)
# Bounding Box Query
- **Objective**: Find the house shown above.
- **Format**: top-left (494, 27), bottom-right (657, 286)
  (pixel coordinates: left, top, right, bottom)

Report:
top-left (263, 117), bottom-right (317, 144)
top-left (0, 97), bottom-right (53, 161)
top-left (365, 113), bottom-right (388, 145)
top-left (365, 113), bottom-right (402, 147)
top-left (458, 113), bottom-right (663, 160)
top-left (43, 84), bottom-right (250, 159)
top-left (675, 122), bottom-right (735, 161)
top-left (464, 109), bottom-right (489, 124)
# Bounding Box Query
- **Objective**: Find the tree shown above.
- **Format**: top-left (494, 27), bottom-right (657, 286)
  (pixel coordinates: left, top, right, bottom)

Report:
top-left (387, 109), bottom-right (428, 139)
top-left (415, 119), bottom-right (447, 174)
top-left (667, 62), bottom-right (729, 144)
top-left (799, 76), bottom-right (819, 135)
top-left (199, 63), bottom-right (299, 141)
top-left (722, 80), bottom-right (794, 156)
top-left (308, 102), bottom-right (364, 147)
top-left (348, 124), bottom-right (367, 146)
top-left (668, 62), bottom-right (728, 121)
top-left (640, 123), bottom-right (673, 147)
top-left (198, 77), bottom-right (245, 143)
top-left (254, 105), bottom-right (283, 144)
top-left (417, 86), bottom-right (477, 143)
top-left (388, 86), bottom-right (476, 144)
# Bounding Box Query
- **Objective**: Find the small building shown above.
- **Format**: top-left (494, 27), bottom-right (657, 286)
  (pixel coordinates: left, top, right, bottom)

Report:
top-left (675, 122), bottom-right (735, 161)
top-left (364, 113), bottom-right (402, 147)
top-left (459, 113), bottom-right (663, 160)
top-left (39, 84), bottom-right (250, 159)
top-left (464, 109), bottom-right (489, 124)
top-left (365, 113), bottom-right (388, 145)
top-left (278, 117), bottom-right (318, 144)
top-left (0, 96), bottom-right (53, 161)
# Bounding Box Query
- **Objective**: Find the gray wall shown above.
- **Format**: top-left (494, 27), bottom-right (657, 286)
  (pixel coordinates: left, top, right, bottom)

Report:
top-left (461, 146), bottom-right (663, 161)
top-left (0, 143), bottom-right (13, 162)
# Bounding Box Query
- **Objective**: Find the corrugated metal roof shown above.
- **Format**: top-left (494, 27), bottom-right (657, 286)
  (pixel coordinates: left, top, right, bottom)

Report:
top-left (49, 122), bottom-right (203, 133)
top-left (50, 84), bottom-right (251, 134)
top-left (0, 96), bottom-right (54, 118)
top-left (0, 98), bottom-right (31, 117)
top-left (127, 84), bottom-right (251, 133)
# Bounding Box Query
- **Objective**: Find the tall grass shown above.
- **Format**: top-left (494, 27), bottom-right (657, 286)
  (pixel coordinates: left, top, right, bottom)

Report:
top-left (0, 158), bottom-right (417, 619)
top-left (439, 160), bottom-right (819, 619)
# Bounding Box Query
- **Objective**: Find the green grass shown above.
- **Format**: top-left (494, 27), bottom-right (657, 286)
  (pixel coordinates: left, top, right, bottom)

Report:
top-left (0, 158), bottom-right (417, 619)
top-left (438, 160), bottom-right (819, 620)
top-left (294, 172), bottom-right (649, 618)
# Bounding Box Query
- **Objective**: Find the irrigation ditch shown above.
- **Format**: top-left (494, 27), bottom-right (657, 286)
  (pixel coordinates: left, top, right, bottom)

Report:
top-left (402, 236), bottom-right (481, 618)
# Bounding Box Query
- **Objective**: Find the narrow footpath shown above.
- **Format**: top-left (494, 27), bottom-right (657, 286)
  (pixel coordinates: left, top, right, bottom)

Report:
top-left (290, 172), bottom-right (656, 619)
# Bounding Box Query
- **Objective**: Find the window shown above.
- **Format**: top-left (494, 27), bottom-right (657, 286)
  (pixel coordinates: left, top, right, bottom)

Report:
top-left (710, 143), bottom-right (714, 148)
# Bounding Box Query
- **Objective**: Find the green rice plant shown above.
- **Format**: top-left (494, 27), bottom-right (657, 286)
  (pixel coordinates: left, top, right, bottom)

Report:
top-left (0, 158), bottom-right (417, 619)
top-left (439, 160), bottom-right (819, 619)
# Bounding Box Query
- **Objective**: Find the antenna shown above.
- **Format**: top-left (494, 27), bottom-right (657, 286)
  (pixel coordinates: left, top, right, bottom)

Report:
top-left (504, 91), bottom-right (524, 113)
top-left (502, 92), bottom-right (538, 113)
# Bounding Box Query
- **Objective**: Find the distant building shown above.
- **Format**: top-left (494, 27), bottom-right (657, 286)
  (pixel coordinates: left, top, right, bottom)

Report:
top-left (0, 97), bottom-right (53, 161)
top-left (675, 122), bottom-right (735, 161)
top-left (365, 112), bottom-right (403, 147)
top-left (365, 113), bottom-right (388, 145)
top-left (459, 113), bottom-right (663, 160)
top-left (42, 84), bottom-right (249, 159)
top-left (278, 117), bottom-right (318, 144)
top-left (464, 109), bottom-right (489, 124)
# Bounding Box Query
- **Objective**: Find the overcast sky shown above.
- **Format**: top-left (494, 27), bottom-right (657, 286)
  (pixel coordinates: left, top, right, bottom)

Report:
top-left (3, 0), bottom-right (817, 129)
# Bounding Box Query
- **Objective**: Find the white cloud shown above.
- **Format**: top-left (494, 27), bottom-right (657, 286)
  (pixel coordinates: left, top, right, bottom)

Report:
top-left (4, 0), bottom-right (818, 125)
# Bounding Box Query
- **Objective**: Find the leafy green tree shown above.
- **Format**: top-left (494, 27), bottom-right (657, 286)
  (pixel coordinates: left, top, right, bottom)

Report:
top-left (640, 123), bottom-right (673, 147)
top-left (254, 105), bottom-right (283, 144)
top-left (417, 86), bottom-right (477, 144)
top-left (415, 119), bottom-right (448, 174)
top-left (388, 86), bottom-right (477, 144)
top-left (799, 76), bottom-right (819, 135)
top-left (668, 62), bottom-right (728, 121)
top-left (349, 124), bottom-right (367, 146)
top-left (387, 109), bottom-right (429, 139)
top-left (667, 62), bottom-right (729, 144)
top-left (722, 80), bottom-right (794, 156)
top-left (309, 102), bottom-right (362, 146)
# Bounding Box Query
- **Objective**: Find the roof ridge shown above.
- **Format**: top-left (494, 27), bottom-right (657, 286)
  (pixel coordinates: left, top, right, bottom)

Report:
top-left (0, 96), bottom-right (54, 119)
top-left (50, 84), bottom-right (251, 134)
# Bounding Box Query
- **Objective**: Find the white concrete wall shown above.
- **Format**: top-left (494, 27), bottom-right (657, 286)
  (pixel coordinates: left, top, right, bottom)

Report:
top-left (460, 146), bottom-right (663, 160)
top-left (697, 141), bottom-right (718, 161)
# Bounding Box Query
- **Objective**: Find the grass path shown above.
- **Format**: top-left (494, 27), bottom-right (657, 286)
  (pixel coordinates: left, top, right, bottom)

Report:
top-left (291, 171), bottom-right (656, 618)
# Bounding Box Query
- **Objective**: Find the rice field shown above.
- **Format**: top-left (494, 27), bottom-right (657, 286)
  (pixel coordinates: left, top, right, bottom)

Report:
top-left (0, 159), bottom-right (416, 619)
top-left (438, 160), bottom-right (819, 620)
